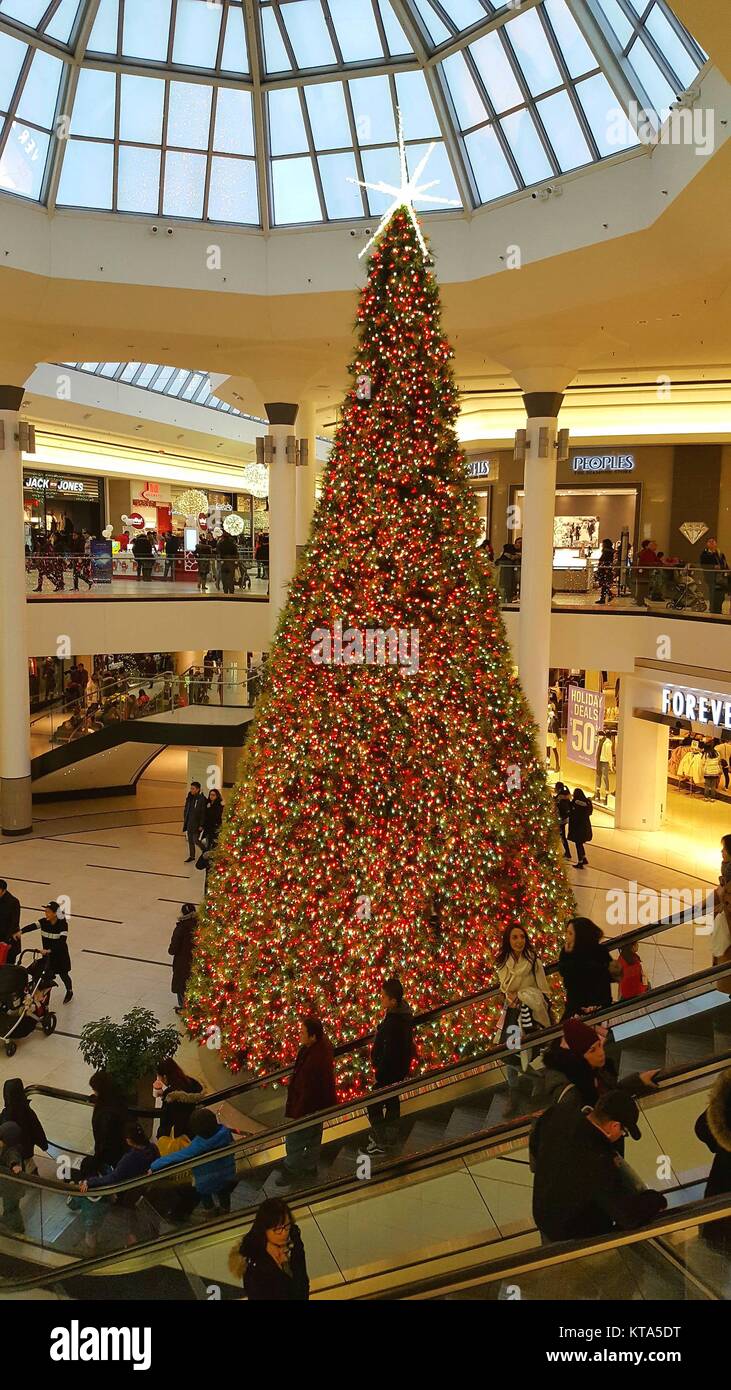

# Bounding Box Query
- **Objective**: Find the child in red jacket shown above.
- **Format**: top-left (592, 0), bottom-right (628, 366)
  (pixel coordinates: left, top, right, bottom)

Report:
top-left (618, 943), bottom-right (649, 1000)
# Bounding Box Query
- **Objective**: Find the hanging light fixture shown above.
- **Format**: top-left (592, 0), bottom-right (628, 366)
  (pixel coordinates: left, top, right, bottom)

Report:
top-left (173, 487), bottom-right (209, 517)
top-left (223, 512), bottom-right (245, 536)
top-left (240, 463), bottom-right (269, 499)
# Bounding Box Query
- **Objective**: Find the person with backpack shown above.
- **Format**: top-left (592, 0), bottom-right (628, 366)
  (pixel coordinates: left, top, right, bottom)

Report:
top-left (366, 977), bottom-right (415, 1155)
top-left (149, 1108), bottom-right (237, 1216)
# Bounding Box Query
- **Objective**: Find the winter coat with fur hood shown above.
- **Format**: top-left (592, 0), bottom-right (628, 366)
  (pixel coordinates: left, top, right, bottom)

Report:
top-left (695, 1069), bottom-right (731, 1198)
top-left (229, 1224), bottom-right (309, 1301)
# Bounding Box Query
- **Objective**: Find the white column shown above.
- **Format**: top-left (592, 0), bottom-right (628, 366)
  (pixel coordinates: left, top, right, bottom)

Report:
top-left (517, 392), bottom-right (563, 741)
top-left (615, 675), bottom-right (668, 831)
top-left (296, 399), bottom-right (317, 556)
top-left (266, 402), bottom-right (298, 640)
top-left (0, 386), bottom-right (32, 834)
top-left (222, 650), bottom-right (247, 706)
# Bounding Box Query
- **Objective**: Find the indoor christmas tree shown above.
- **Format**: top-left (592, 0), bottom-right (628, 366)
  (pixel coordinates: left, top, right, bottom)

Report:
top-left (185, 201), bottom-right (574, 1093)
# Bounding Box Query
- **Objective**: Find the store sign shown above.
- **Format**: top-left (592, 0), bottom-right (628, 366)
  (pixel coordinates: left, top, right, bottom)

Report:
top-left (466, 459), bottom-right (499, 480)
top-left (567, 687), bottom-right (606, 767)
top-left (662, 685), bottom-right (731, 728)
top-left (24, 474), bottom-right (85, 493)
top-left (571, 454), bottom-right (636, 473)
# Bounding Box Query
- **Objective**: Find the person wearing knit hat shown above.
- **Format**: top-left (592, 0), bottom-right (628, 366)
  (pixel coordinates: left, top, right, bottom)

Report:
top-left (539, 1016), bottom-right (659, 1129)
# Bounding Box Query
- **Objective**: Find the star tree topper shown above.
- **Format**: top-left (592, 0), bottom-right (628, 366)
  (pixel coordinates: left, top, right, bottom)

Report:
top-left (348, 108), bottom-right (460, 260)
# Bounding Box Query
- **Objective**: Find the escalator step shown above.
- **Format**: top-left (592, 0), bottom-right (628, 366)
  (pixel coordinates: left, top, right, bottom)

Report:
top-left (617, 1047), bottom-right (666, 1079)
top-left (399, 1119), bottom-right (450, 1155)
top-left (664, 1031), bottom-right (715, 1067)
top-left (443, 1105), bottom-right (492, 1140)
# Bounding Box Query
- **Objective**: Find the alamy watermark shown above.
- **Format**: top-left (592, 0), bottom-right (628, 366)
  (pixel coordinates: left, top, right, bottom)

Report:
top-left (605, 880), bottom-right (715, 931)
top-left (608, 100), bottom-right (715, 158)
top-left (310, 620), bottom-right (420, 675)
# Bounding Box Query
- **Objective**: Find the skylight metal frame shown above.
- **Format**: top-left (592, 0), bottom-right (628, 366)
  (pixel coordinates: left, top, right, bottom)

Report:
top-left (0, 0), bottom-right (709, 227)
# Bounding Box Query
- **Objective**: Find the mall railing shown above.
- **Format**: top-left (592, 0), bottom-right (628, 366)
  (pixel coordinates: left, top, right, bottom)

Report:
top-left (25, 545), bottom-right (268, 599)
top-left (29, 665), bottom-right (258, 749)
top-left (495, 562), bottom-right (731, 618)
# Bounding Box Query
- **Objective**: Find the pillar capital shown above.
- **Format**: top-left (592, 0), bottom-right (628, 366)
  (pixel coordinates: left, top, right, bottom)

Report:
top-left (0, 386), bottom-right (25, 412)
top-left (523, 391), bottom-right (564, 420)
top-left (265, 402), bottom-right (299, 427)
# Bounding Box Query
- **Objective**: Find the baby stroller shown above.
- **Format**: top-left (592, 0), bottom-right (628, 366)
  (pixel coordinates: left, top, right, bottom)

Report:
top-left (0, 949), bottom-right (58, 1057)
top-left (667, 565), bottom-right (708, 612)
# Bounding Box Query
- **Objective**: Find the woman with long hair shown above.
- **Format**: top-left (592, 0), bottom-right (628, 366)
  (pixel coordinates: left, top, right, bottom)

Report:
top-left (152, 1057), bottom-right (204, 1139)
top-left (557, 917), bottom-right (615, 1020)
top-left (495, 925), bottom-right (553, 1114)
top-left (201, 787), bottom-right (224, 850)
top-left (79, 1070), bottom-right (129, 1178)
top-left (229, 1197), bottom-right (309, 1301)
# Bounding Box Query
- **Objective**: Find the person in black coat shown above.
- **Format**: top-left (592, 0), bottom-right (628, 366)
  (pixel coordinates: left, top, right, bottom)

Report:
top-left (554, 783), bottom-right (571, 859)
top-left (531, 1090), bottom-right (666, 1243)
top-left (152, 1058), bottom-right (204, 1139)
top-left (0, 880), bottom-right (21, 963)
top-left (540, 1016), bottom-right (659, 1145)
top-left (567, 787), bottom-right (593, 867)
top-left (696, 1068), bottom-right (731, 1198)
top-left (557, 917), bottom-right (614, 1018)
top-left (182, 781), bottom-right (207, 862)
top-left (229, 1198), bottom-right (309, 1301)
top-left (200, 788), bottom-right (224, 850)
top-left (0, 1078), bottom-right (48, 1170)
top-left (366, 977), bottom-right (415, 1155)
top-left (168, 903), bottom-right (197, 1011)
top-left (79, 1071), bottom-right (129, 1179)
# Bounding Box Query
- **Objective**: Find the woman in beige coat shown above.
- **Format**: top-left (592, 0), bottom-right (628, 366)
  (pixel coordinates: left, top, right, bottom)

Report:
top-left (495, 925), bottom-right (553, 1114)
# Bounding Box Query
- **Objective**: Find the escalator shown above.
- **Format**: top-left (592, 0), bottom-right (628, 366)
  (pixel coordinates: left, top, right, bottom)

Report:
top-left (1, 1053), bottom-right (727, 1300)
top-left (2, 953), bottom-right (730, 1299)
top-left (24, 905), bottom-right (714, 1152)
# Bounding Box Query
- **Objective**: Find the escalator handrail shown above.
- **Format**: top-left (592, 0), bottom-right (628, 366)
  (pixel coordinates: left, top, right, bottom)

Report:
top-left (31, 946), bottom-right (731, 1135)
top-left (374, 1189), bottom-right (731, 1301)
top-left (25, 899), bottom-right (711, 1117)
top-left (14, 968), bottom-right (731, 1199)
top-left (2, 1077), bottom-right (728, 1297)
top-left (30, 949), bottom-right (731, 1145)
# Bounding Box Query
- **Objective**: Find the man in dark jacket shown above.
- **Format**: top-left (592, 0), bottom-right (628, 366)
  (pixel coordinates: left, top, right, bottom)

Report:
top-left (19, 901), bottom-right (73, 1002)
top-left (366, 977), bottom-right (415, 1155)
top-left (0, 1121), bottom-right (24, 1232)
top-left (0, 880), bottom-right (21, 963)
top-left (182, 781), bottom-right (207, 862)
top-left (216, 532), bottom-right (238, 594)
top-left (163, 530), bottom-right (181, 581)
top-left (531, 1090), bottom-right (666, 1243)
top-left (275, 1017), bottom-right (337, 1184)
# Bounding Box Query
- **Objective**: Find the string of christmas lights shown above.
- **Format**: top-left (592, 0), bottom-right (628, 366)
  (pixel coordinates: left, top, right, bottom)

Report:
top-left (184, 207), bottom-right (575, 1096)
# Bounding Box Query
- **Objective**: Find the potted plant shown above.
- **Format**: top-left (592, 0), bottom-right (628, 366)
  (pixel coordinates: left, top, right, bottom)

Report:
top-left (79, 1008), bottom-right (181, 1123)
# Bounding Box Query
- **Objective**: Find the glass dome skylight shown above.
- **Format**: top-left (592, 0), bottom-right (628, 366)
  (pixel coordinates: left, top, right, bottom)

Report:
top-left (0, 0), bottom-right (707, 228)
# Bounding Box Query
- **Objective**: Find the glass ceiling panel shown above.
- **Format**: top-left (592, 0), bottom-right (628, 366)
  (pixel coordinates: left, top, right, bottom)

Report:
top-left (46, 0), bottom-right (85, 44)
top-left (0, 0), bottom-right (709, 217)
top-left (0, 29), bottom-right (27, 109)
top-left (62, 361), bottom-right (247, 415)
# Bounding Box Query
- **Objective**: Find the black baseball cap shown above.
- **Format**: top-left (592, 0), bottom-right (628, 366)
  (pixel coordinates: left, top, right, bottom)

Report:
top-left (44, 900), bottom-right (60, 913)
top-left (598, 1090), bottom-right (642, 1141)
